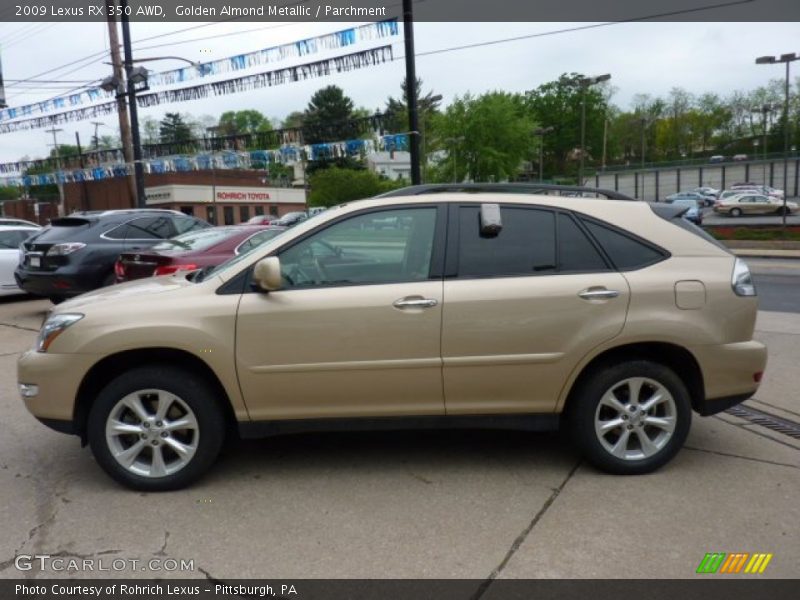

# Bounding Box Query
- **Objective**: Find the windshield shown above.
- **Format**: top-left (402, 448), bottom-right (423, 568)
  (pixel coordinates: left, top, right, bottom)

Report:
top-left (151, 227), bottom-right (237, 252)
top-left (197, 228), bottom-right (287, 281)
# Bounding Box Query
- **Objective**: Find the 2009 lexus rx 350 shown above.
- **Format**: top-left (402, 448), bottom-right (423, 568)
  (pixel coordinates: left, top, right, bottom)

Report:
top-left (18, 185), bottom-right (767, 490)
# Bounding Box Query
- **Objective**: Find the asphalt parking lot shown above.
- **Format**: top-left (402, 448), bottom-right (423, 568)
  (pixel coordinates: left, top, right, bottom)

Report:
top-left (0, 295), bottom-right (798, 584)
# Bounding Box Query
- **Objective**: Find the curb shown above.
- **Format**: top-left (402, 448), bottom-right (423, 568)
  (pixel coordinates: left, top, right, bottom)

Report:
top-left (730, 249), bottom-right (800, 260)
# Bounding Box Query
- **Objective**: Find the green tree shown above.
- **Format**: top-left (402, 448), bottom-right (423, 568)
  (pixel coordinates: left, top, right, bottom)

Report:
top-left (384, 76), bottom-right (443, 133)
top-left (159, 113), bottom-right (193, 144)
top-left (217, 109), bottom-right (271, 136)
top-left (303, 85), bottom-right (355, 143)
top-left (430, 91), bottom-right (535, 183)
top-left (525, 73), bottom-right (609, 178)
top-left (141, 116), bottom-right (160, 145)
top-left (0, 186), bottom-right (21, 201)
top-left (282, 110), bottom-right (305, 130)
top-left (308, 167), bottom-right (404, 207)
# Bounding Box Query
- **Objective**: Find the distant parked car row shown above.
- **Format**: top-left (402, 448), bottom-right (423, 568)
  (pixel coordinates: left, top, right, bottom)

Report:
top-left (664, 183), bottom-right (794, 218)
top-left (708, 154), bottom-right (749, 163)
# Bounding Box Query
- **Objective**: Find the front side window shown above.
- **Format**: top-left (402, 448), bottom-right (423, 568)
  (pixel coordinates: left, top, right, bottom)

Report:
top-left (278, 207), bottom-right (437, 288)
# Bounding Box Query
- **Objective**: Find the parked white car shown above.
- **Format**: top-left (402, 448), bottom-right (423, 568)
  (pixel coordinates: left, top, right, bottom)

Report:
top-left (0, 226), bottom-right (40, 296)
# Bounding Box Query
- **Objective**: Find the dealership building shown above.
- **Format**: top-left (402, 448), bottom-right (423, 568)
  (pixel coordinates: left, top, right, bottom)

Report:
top-left (1, 170), bottom-right (308, 225)
top-left (144, 183), bottom-right (306, 224)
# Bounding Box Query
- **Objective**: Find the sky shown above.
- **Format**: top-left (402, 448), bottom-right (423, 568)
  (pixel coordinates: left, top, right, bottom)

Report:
top-left (0, 20), bottom-right (798, 164)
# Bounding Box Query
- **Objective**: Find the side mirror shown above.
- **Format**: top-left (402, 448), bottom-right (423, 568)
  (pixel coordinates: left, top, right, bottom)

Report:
top-left (252, 256), bottom-right (282, 292)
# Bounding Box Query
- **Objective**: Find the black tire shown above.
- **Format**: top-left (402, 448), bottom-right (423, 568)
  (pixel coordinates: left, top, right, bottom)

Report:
top-left (49, 296), bottom-right (66, 305)
top-left (567, 360), bottom-right (692, 475)
top-left (87, 366), bottom-right (225, 491)
top-left (730, 208), bottom-right (742, 217)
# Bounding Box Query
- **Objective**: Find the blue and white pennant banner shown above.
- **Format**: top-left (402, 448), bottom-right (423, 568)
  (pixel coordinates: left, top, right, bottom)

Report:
top-left (0, 20), bottom-right (399, 123)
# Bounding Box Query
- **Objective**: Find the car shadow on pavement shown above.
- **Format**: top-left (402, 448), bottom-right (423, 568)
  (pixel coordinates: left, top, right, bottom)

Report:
top-left (205, 428), bottom-right (579, 485)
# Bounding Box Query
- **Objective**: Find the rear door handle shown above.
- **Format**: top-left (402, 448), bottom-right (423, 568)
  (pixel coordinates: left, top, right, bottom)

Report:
top-left (578, 288), bottom-right (620, 300)
top-left (393, 297), bottom-right (438, 309)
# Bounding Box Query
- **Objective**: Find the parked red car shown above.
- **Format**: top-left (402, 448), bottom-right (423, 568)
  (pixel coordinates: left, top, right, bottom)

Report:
top-left (114, 225), bottom-right (286, 282)
top-left (245, 215), bottom-right (277, 225)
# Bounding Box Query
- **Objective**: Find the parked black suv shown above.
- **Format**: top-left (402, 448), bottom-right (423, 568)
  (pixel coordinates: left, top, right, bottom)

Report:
top-left (15, 209), bottom-right (210, 303)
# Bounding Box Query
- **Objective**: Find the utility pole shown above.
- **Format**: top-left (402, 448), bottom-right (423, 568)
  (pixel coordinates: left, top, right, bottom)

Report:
top-left (45, 127), bottom-right (65, 217)
top-left (120, 0), bottom-right (146, 208)
top-left (106, 7), bottom-right (137, 206)
top-left (402, 0), bottom-right (421, 185)
top-left (91, 121), bottom-right (104, 151)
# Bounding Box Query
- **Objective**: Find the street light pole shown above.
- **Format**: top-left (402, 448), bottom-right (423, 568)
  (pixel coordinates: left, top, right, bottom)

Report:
top-left (45, 127), bottom-right (65, 216)
top-left (756, 52), bottom-right (799, 229)
top-left (578, 74), bottom-right (611, 186)
top-left (533, 126), bottom-right (554, 183)
top-left (640, 117), bottom-right (647, 169)
top-left (445, 136), bottom-right (464, 183)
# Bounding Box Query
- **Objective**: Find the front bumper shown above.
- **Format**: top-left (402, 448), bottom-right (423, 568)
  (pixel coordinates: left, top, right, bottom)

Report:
top-left (692, 340), bottom-right (767, 416)
top-left (17, 350), bottom-right (99, 428)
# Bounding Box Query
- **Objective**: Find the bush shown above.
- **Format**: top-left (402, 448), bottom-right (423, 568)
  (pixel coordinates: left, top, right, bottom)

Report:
top-left (308, 167), bottom-right (406, 207)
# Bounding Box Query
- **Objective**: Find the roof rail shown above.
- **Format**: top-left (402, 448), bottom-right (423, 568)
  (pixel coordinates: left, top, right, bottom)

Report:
top-left (375, 183), bottom-right (637, 201)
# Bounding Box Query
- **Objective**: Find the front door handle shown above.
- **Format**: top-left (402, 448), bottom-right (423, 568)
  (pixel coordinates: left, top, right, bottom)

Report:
top-left (578, 287), bottom-right (620, 300)
top-left (393, 297), bottom-right (439, 309)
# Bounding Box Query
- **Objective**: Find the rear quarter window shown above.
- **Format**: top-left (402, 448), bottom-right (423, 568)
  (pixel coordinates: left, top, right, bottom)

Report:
top-left (581, 219), bottom-right (667, 271)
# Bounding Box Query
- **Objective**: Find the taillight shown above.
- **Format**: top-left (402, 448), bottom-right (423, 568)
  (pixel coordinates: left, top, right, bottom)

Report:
top-left (114, 260), bottom-right (125, 278)
top-left (731, 258), bottom-right (756, 297)
top-left (153, 264), bottom-right (198, 276)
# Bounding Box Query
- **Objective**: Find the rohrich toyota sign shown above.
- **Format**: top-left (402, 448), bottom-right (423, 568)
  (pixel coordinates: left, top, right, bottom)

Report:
top-left (216, 191), bottom-right (271, 201)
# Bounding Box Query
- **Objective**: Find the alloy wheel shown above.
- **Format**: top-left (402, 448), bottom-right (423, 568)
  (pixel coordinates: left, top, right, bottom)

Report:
top-left (105, 389), bottom-right (199, 478)
top-left (593, 377), bottom-right (677, 461)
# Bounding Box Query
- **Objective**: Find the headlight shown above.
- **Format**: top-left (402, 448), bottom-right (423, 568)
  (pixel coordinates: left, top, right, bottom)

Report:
top-left (36, 313), bottom-right (83, 352)
top-left (46, 243), bottom-right (86, 256)
top-left (731, 258), bottom-right (756, 297)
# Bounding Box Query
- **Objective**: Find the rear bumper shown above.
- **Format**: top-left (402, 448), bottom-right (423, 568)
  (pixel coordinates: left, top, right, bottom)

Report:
top-left (15, 264), bottom-right (107, 298)
top-left (692, 340), bottom-right (767, 415)
top-left (696, 392), bottom-right (753, 416)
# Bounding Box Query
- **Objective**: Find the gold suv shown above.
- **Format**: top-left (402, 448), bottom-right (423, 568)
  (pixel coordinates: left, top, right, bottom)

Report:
top-left (18, 185), bottom-right (767, 490)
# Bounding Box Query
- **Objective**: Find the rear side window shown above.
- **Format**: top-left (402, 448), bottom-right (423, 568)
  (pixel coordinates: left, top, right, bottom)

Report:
top-left (34, 218), bottom-right (92, 242)
top-left (457, 206), bottom-right (556, 277)
top-left (581, 219), bottom-right (665, 270)
top-left (106, 217), bottom-right (173, 240)
top-left (173, 216), bottom-right (208, 234)
top-left (558, 214), bottom-right (608, 272)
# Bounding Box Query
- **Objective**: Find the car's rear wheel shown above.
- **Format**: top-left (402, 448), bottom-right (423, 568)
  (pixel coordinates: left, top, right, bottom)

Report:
top-left (568, 361), bottom-right (691, 475)
top-left (730, 208), bottom-right (742, 217)
top-left (87, 366), bottom-right (225, 491)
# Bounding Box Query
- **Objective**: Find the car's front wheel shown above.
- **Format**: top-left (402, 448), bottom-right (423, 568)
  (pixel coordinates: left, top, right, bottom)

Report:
top-left (730, 208), bottom-right (742, 217)
top-left (87, 366), bottom-right (225, 491)
top-left (568, 361), bottom-right (692, 475)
